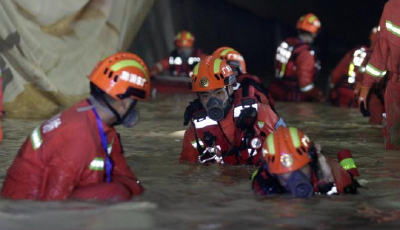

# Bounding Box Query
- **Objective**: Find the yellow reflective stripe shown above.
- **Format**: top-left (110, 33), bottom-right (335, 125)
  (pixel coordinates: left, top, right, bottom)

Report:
top-left (348, 63), bottom-right (355, 77)
top-left (185, 31), bottom-right (192, 39)
top-left (110, 60), bottom-right (149, 80)
top-left (280, 63), bottom-right (286, 77)
top-left (366, 64), bottom-right (385, 78)
top-left (340, 158), bottom-right (357, 170)
top-left (176, 32), bottom-right (182, 39)
top-left (308, 15), bottom-right (317, 23)
top-left (386, 20), bottom-right (400, 37)
top-left (221, 48), bottom-right (235, 56)
top-left (251, 169), bottom-right (259, 182)
top-left (193, 63), bottom-right (200, 76)
top-left (213, 59), bottom-right (222, 74)
top-left (30, 126), bottom-right (43, 150)
top-left (267, 133), bottom-right (275, 155)
top-left (300, 83), bottom-right (314, 92)
top-left (289, 127), bottom-right (301, 148)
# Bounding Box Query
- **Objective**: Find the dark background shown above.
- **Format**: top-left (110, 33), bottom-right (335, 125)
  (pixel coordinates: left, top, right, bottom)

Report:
top-left (129, 0), bottom-right (387, 88)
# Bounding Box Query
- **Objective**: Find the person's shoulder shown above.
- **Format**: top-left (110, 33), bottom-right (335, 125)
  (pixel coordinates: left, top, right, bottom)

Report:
top-left (53, 100), bottom-right (95, 136)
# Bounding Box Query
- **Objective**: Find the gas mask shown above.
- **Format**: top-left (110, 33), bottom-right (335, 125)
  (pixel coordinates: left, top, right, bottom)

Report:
top-left (205, 96), bottom-right (233, 121)
top-left (278, 169), bottom-right (313, 198)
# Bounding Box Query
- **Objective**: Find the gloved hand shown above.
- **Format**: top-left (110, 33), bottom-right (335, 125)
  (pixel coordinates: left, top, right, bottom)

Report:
top-left (183, 99), bottom-right (203, 126)
top-left (357, 86), bottom-right (370, 110)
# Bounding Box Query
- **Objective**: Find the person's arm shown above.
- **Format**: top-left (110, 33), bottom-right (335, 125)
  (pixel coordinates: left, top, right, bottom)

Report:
top-left (296, 50), bottom-right (324, 101)
top-left (330, 50), bottom-right (353, 87)
top-left (257, 104), bottom-right (282, 133)
top-left (39, 127), bottom-right (91, 200)
top-left (360, 2), bottom-right (390, 108)
top-left (109, 133), bottom-right (144, 197)
top-left (150, 56), bottom-right (171, 76)
top-left (179, 125), bottom-right (200, 163)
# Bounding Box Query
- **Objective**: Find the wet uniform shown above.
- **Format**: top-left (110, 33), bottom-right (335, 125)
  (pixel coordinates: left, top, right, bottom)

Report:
top-left (362, 0), bottom-right (400, 150)
top-left (270, 37), bottom-right (322, 102)
top-left (1, 100), bottom-right (144, 200)
top-left (180, 103), bottom-right (280, 165)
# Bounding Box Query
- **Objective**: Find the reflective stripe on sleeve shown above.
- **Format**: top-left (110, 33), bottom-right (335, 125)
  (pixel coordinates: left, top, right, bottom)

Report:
top-left (89, 157), bottom-right (105, 171)
top-left (300, 83), bottom-right (314, 92)
top-left (340, 158), bottom-right (357, 170)
top-left (386, 20), bottom-right (400, 37)
top-left (365, 64), bottom-right (385, 78)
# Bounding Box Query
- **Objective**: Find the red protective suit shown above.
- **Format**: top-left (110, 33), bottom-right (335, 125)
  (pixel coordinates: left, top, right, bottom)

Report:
top-left (180, 102), bottom-right (280, 165)
top-left (0, 67), bottom-right (3, 143)
top-left (362, 0), bottom-right (400, 150)
top-left (1, 100), bottom-right (144, 201)
top-left (330, 46), bottom-right (370, 107)
top-left (150, 48), bottom-right (207, 77)
top-left (270, 37), bottom-right (323, 102)
top-left (237, 73), bottom-right (276, 110)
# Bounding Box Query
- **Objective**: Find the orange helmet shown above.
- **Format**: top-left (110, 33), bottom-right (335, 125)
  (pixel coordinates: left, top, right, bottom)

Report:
top-left (296, 13), bottom-right (321, 34)
top-left (263, 127), bottom-right (312, 174)
top-left (175, 30), bottom-right (195, 48)
top-left (89, 52), bottom-right (150, 101)
top-left (190, 56), bottom-right (236, 92)
top-left (370, 26), bottom-right (380, 45)
top-left (212, 47), bottom-right (246, 74)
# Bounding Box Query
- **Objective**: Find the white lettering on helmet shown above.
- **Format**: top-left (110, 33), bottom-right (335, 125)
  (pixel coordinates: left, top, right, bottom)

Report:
top-left (227, 53), bottom-right (244, 61)
top-left (221, 65), bottom-right (232, 74)
top-left (121, 71), bottom-right (147, 87)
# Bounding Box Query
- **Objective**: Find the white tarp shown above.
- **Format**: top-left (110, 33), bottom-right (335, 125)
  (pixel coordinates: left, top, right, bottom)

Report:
top-left (0, 0), bottom-right (153, 118)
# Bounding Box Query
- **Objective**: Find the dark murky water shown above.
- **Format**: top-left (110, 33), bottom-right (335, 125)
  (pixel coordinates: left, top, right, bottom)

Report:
top-left (1, 94), bottom-right (399, 230)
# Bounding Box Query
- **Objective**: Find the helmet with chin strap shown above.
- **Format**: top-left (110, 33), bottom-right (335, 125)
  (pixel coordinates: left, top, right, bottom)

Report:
top-left (88, 52), bottom-right (150, 127)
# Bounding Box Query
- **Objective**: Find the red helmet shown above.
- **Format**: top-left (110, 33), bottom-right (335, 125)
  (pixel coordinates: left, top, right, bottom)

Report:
top-left (263, 127), bottom-right (312, 174)
top-left (191, 56), bottom-right (236, 92)
top-left (296, 13), bottom-right (321, 34)
top-left (175, 30), bottom-right (195, 48)
top-left (212, 47), bottom-right (246, 74)
top-left (89, 52), bottom-right (150, 101)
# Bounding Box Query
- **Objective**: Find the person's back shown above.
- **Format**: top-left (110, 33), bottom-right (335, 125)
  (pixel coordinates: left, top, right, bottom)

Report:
top-left (1, 52), bottom-right (150, 201)
top-left (270, 13), bottom-right (324, 102)
top-left (2, 101), bottom-right (99, 199)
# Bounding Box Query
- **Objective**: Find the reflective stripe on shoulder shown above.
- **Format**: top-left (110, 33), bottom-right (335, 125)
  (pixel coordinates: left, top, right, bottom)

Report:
top-left (234, 103), bottom-right (258, 118)
top-left (193, 116), bottom-right (218, 129)
top-left (300, 83), bottom-right (314, 92)
top-left (386, 20), bottom-right (400, 37)
top-left (30, 126), bottom-right (43, 150)
top-left (366, 64), bottom-right (385, 78)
